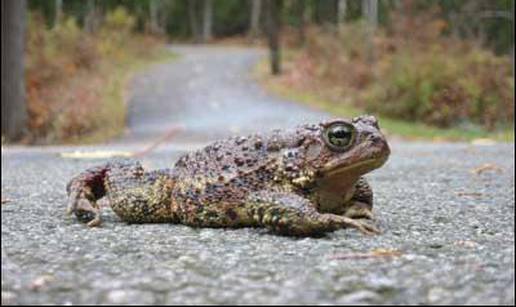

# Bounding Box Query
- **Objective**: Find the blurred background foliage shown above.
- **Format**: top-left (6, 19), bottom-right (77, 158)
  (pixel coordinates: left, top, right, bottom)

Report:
top-left (2, 0), bottom-right (514, 143)
top-left (25, 5), bottom-right (166, 143)
top-left (279, 6), bottom-right (513, 132)
top-left (27, 0), bottom-right (513, 54)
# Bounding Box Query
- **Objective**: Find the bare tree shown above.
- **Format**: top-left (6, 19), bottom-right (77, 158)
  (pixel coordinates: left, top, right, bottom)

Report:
top-left (362, 0), bottom-right (377, 63)
top-left (511, 2), bottom-right (514, 80)
top-left (54, 0), bottom-right (63, 27)
top-left (188, 0), bottom-right (201, 43)
top-left (330, 0), bottom-right (339, 32)
top-left (264, 0), bottom-right (282, 75)
top-left (296, 0), bottom-right (306, 45)
top-left (337, 0), bottom-right (347, 23)
top-left (84, 0), bottom-right (97, 33)
top-left (149, 0), bottom-right (163, 35)
top-left (362, 0), bottom-right (378, 29)
top-left (2, 0), bottom-right (28, 141)
top-left (202, 0), bottom-right (213, 42)
top-left (249, 0), bottom-right (262, 39)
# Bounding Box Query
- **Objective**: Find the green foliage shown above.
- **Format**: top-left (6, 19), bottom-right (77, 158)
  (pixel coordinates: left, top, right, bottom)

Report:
top-left (162, 0), bottom-right (190, 38)
top-left (213, 0), bottom-right (251, 36)
top-left (103, 6), bottom-right (136, 31)
top-left (161, 0), bottom-right (252, 38)
top-left (97, 7), bottom-right (136, 59)
top-left (276, 8), bottom-right (513, 132)
top-left (28, 0), bottom-right (513, 53)
top-left (364, 16), bottom-right (514, 130)
top-left (435, 0), bottom-right (514, 54)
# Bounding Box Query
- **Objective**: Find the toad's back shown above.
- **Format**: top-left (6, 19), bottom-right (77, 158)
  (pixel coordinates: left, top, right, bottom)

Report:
top-left (169, 133), bottom-right (288, 226)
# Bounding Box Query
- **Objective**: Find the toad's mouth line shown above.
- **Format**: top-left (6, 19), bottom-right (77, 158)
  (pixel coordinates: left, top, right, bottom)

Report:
top-left (322, 156), bottom-right (388, 176)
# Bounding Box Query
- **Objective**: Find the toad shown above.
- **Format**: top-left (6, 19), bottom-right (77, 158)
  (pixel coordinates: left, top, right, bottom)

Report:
top-left (67, 115), bottom-right (390, 236)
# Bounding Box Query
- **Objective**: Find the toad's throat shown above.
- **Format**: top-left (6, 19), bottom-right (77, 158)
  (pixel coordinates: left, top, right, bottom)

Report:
top-left (322, 156), bottom-right (388, 177)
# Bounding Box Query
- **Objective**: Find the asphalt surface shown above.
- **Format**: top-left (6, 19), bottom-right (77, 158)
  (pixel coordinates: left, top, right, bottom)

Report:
top-left (2, 45), bottom-right (514, 305)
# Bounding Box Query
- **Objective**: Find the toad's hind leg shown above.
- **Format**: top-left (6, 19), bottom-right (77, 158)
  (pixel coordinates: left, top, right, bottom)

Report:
top-left (247, 191), bottom-right (379, 237)
top-left (66, 160), bottom-right (177, 226)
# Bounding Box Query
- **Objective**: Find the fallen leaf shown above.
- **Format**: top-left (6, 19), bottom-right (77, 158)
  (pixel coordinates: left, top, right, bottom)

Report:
top-left (454, 240), bottom-right (479, 248)
top-left (60, 150), bottom-right (133, 159)
top-left (329, 248), bottom-right (402, 260)
top-left (29, 275), bottom-right (55, 291)
top-left (471, 138), bottom-right (497, 146)
top-left (456, 192), bottom-right (483, 197)
top-left (470, 163), bottom-right (503, 175)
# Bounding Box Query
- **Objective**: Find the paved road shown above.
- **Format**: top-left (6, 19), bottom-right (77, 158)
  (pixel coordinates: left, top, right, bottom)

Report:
top-left (2, 45), bottom-right (514, 305)
top-left (120, 45), bottom-right (326, 144)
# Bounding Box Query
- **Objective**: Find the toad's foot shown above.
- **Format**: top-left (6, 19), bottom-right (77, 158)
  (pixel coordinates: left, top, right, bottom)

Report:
top-left (344, 201), bottom-right (375, 221)
top-left (66, 160), bottom-right (178, 226)
top-left (66, 164), bottom-right (111, 227)
top-left (248, 191), bottom-right (380, 237)
top-left (67, 190), bottom-right (102, 227)
top-left (331, 215), bottom-right (380, 235)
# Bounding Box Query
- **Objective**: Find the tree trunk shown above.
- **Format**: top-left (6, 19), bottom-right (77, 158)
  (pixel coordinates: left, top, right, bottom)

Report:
top-left (1, 0), bottom-right (28, 142)
top-left (264, 0), bottom-right (282, 75)
top-left (202, 0), bottom-right (213, 42)
top-left (54, 0), bottom-right (63, 27)
top-left (296, 0), bottom-right (306, 46)
top-left (188, 0), bottom-right (201, 43)
top-left (362, 0), bottom-right (378, 29)
top-left (314, 0), bottom-right (322, 24)
top-left (249, 0), bottom-right (262, 39)
top-left (149, 0), bottom-right (162, 35)
top-left (337, 0), bottom-right (347, 23)
top-left (362, 0), bottom-right (377, 63)
top-left (511, 1), bottom-right (514, 79)
top-left (330, 0), bottom-right (339, 33)
top-left (84, 0), bottom-right (96, 33)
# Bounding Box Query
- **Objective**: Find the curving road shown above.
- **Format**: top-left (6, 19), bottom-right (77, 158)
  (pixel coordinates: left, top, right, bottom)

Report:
top-left (120, 45), bottom-right (326, 145)
top-left (1, 45), bottom-right (514, 304)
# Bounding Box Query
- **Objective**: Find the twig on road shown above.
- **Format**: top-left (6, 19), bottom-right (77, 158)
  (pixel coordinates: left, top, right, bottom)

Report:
top-left (58, 125), bottom-right (184, 160)
top-left (470, 163), bottom-right (503, 175)
top-left (329, 248), bottom-right (402, 260)
top-left (456, 191), bottom-right (483, 198)
top-left (132, 124), bottom-right (185, 158)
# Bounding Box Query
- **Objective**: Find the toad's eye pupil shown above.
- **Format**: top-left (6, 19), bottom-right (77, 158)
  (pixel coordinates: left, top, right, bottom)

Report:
top-left (326, 124), bottom-right (354, 149)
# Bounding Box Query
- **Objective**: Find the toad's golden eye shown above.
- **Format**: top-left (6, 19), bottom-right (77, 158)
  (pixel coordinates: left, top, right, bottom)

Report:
top-left (323, 123), bottom-right (355, 151)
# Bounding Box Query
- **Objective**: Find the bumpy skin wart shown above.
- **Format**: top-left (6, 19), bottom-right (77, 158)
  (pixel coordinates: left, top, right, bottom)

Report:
top-left (67, 115), bottom-right (390, 236)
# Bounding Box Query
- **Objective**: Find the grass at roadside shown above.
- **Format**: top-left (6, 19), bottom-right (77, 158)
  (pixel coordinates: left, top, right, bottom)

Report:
top-left (255, 57), bottom-right (514, 143)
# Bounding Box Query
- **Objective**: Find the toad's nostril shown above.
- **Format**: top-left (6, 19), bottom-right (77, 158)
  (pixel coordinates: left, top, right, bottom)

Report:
top-left (369, 135), bottom-right (382, 144)
top-left (368, 134), bottom-right (391, 156)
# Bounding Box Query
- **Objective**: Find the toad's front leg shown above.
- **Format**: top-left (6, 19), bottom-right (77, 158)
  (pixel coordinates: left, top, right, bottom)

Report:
top-left (247, 191), bottom-right (379, 237)
top-left (66, 160), bottom-right (177, 226)
top-left (342, 177), bottom-right (375, 220)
